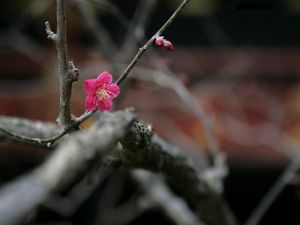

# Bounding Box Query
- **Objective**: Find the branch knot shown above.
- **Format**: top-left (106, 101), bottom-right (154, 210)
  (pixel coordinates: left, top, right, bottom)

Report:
top-left (67, 60), bottom-right (80, 82)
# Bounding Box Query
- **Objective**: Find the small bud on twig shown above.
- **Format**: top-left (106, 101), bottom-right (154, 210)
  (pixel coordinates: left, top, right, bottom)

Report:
top-left (154, 35), bottom-right (174, 51)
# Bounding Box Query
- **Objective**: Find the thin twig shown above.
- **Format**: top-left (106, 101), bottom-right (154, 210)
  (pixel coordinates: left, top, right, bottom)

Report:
top-left (133, 170), bottom-right (206, 225)
top-left (117, 0), bottom-right (158, 61)
top-left (44, 170), bottom-right (109, 217)
top-left (245, 156), bottom-right (300, 225)
top-left (115, 0), bottom-right (190, 85)
top-left (75, 2), bottom-right (118, 57)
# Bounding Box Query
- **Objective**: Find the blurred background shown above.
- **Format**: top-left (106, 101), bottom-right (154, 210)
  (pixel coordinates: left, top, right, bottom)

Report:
top-left (1, 0), bottom-right (300, 224)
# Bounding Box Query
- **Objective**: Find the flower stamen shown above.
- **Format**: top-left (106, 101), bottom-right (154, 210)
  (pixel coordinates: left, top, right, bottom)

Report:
top-left (96, 88), bottom-right (109, 101)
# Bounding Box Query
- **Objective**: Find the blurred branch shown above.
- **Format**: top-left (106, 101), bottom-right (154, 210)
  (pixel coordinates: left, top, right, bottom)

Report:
top-left (0, 116), bottom-right (59, 147)
top-left (90, 0), bottom-right (129, 28)
top-left (245, 156), bottom-right (300, 225)
top-left (91, 174), bottom-right (131, 225)
top-left (0, 111), bottom-right (237, 225)
top-left (44, 170), bottom-right (109, 217)
top-left (75, 1), bottom-right (118, 57)
top-left (0, 110), bottom-right (134, 225)
top-left (118, 0), bottom-right (158, 60)
top-left (0, 110), bottom-right (95, 148)
top-left (138, 58), bottom-right (221, 166)
top-left (133, 170), bottom-right (206, 225)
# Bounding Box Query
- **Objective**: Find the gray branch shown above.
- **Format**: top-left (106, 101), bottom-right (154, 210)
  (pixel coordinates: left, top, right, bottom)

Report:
top-left (0, 110), bottom-right (95, 148)
top-left (103, 120), bottom-right (238, 225)
top-left (0, 116), bottom-right (59, 144)
top-left (118, 0), bottom-right (158, 61)
top-left (48, 0), bottom-right (79, 129)
top-left (134, 170), bottom-right (206, 225)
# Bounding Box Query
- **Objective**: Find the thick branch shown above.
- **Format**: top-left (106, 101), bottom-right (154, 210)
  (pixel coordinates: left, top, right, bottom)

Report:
top-left (0, 110), bottom-right (134, 225)
top-left (0, 111), bottom-right (236, 225)
top-left (104, 120), bottom-right (238, 225)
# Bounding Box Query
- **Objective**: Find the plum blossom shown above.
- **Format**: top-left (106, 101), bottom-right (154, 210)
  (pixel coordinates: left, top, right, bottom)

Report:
top-left (84, 71), bottom-right (120, 112)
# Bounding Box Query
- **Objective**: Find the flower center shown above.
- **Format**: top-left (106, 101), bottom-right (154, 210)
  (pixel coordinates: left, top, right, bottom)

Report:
top-left (96, 87), bottom-right (108, 101)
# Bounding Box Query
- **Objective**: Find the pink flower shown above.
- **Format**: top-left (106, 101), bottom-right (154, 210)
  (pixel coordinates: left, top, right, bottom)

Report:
top-left (84, 71), bottom-right (120, 112)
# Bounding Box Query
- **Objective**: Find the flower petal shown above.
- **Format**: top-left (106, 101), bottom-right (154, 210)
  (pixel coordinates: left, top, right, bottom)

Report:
top-left (97, 71), bottom-right (112, 86)
top-left (98, 97), bottom-right (112, 111)
top-left (84, 79), bottom-right (97, 95)
top-left (106, 84), bottom-right (120, 98)
top-left (85, 95), bottom-right (97, 111)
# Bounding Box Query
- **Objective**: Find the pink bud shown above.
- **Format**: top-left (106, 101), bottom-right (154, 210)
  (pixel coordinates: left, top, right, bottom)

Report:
top-left (155, 37), bottom-right (164, 47)
top-left (164, 40), bottom-right (174, 51)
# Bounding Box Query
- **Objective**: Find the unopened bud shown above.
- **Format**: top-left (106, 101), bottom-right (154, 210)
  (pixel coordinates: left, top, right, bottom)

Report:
top-left (155, 37), bottom-right (164, 47)
top-left (164, 40), bottom-right (174, 51)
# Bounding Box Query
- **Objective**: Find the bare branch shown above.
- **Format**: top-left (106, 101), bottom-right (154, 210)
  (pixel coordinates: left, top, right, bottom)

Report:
top-left (118, 0), bottom-right (158, 60)
top-left (0, 109), bottom-right (97, 148)
top-left (245, 156), bottom-right (300, 225)
top-left (0, 116), bottom-right (59, 147)
top-left (134, 170), bottom-right (206, 225)
top-left (74, 1), bottom-right (120, 76)
top-left (44, 170), bottom-right (109, 217)
top-left (0, 116), bottom-right (58, 140)
top-left (50, 0), bottom-right (79, 129)
top-left (115, 0), bottom-right (190, 85)
top-left (75, 1), bottom-right (117, 55)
